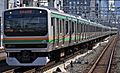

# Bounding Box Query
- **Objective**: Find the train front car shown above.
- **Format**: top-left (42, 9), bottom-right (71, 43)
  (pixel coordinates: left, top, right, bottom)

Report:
top-left (3, 7), bottom-right (50, 66)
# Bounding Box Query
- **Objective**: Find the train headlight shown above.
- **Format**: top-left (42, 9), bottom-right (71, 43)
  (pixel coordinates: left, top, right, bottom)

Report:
top-left (40, 11), bottom-right (42, 13)
top-left (9, 12), bottom-right (12, 14)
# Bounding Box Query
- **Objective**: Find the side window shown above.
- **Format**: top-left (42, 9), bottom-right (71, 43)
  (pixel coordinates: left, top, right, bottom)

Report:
top-left (65, 21), bottom-right (68, 34)
top-left (86, 24), bottom-right (88, 32)
top-left (56, 18), bottom-right (59, 34)
top-left (91, 26), bottom-right (93, 32)
top-left (51, 17), bottom-right (55, 26)
top-left (84, 24), bottom-right (86, 32)
top-left (85, 24), bottom-right (86, 32)
top-left (77, 22), bottom-right (79, 33)
top-left (84, 23), bottom-right (86, 32)
top-left (60, 19), bottom-right (62, 33)
top-left (72, 21), bottom-right (74, 34)
top-left (69, 20), bottom-right (72, 34)
top-left (81, 23), bottom-right (83, 33)
top-left (83, 23), bottom-right (85, 32)
top-left (79, 23), bottom-right (81, 33)
top-left (75, 21), bottom-right (76, 33)
top-left (62, 19), bottom-right (64, 34)
top-left (90, 25), bottom-right (92, 32)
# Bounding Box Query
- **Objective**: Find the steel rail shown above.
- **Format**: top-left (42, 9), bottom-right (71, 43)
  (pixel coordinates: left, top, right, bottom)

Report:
top-left (87, 36), bottom-right (117, 73)
top-left (106, 36), bottom-right (118, 73)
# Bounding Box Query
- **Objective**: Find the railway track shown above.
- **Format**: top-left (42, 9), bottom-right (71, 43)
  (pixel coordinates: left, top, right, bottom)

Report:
top-left (83, 35), bottom-right (118, 73)
top-left (36, 50), bottom-right (83, 73)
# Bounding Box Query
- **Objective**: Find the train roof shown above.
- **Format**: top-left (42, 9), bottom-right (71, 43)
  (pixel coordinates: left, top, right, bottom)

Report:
top-left (4, 7), bottom-right (117, 30)
top-left (111, 27), bottom-right (118, 30)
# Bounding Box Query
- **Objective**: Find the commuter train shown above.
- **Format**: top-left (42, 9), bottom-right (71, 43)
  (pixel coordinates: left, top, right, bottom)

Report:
top-left (2, 7), bottom-right (118, 66)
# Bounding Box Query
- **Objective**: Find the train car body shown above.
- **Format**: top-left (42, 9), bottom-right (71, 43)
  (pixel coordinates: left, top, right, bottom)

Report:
top-left (2, 7), bottom-right (117, 66)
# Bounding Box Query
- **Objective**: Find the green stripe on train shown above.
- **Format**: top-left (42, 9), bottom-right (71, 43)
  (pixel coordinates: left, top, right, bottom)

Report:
top-left (51, 13), bottom-right (77, 21)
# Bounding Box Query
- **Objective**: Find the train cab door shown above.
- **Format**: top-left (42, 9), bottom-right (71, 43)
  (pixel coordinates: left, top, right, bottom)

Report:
top-left (51, 17), bottom-right (55, 49)
top-left (52, 18), bottom-right (60, 48)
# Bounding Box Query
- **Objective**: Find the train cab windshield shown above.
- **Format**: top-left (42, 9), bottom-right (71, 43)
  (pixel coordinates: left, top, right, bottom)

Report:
top-left (4, 9), bottom-right (48, 36)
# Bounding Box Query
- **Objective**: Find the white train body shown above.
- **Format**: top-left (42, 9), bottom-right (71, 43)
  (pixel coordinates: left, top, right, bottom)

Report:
top-left (2, 7), bottom-right (118, 66)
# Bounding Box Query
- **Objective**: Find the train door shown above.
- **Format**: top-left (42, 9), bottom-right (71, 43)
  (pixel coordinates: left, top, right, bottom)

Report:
top-left (83, 23), bottom-right (85, 40)
top-left (69, 20), bottom-right (72, 44)
top-left (90, 25), bottom-right (92, 39)
top-left (71, 21), bottom-right (75, 43)
top-left (69, 21), bottom-right (75, 44)
top-left (78, 23), bottom-right (81, 41)
top-left (80, 23), bottom-right (83, 41)
top-left (55, 18), bottom-right (59, 48)
top-left (75, 21), bottom-right (77, 43)
top-left (84, 24), bottom-right (86, 40)
top-left (86, 24), bottom-right (88, 39)
top-left (87, 25), bottom-right (90, 39)
top-left (59, 19), bottom-right (64, 47)
top-left (85, 24), bottom-right (87, 40)
top-left (62, 19), bottom-right (65, 46)
top-left (65, 20), bottom-right (69, 46)
top-left (51, 17), bottom-right (55, 48)
top-left (76, 21), bottom-right (79, 43)
top-left (78, 22), bottom-right (81, 41)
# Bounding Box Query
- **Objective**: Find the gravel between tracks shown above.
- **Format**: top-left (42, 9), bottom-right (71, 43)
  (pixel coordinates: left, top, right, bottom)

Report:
top-left (110, 36), bottom-right (120, 73)
top-left (66, 38), bottom-right (110, 73)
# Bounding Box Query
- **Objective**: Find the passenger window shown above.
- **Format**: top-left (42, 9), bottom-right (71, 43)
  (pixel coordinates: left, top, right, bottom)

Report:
top-left (51, 17), bottom-right (55, 26)
top-left (60, 20), bottom-right (62, 33)
top-left (69, 20), bottom-right (72, 34)
top-left (62, 19), bottom-right (64, 34)
top-left (72, 21), bottom-right (74, 34)
top-left (65, 21), bottom-right (68, 34)
top-left (77, 22), bottom-right (79, 33)
top-left (56, 18), bottom-right (59, 33)
top-left (80, 23), bottom-right (83, 33)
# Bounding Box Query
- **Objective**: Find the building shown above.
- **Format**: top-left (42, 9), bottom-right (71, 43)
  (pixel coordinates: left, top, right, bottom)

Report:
top-left (7, 0), bottom-right (63, 10)
top-left (0, 0), bottom-right (7, 24)
top-left (109, 0), bottom-right (115, 11)
top-left (90, 0), bottom-right (98, 20)
top-left (63, 0), bottom-right (99, 19)
top-left (0, 0), bottom-right (7, 17)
